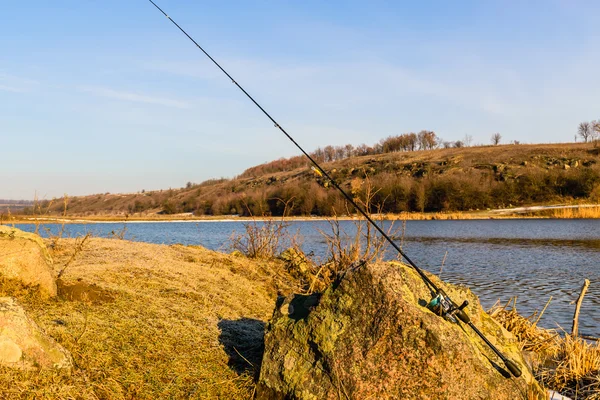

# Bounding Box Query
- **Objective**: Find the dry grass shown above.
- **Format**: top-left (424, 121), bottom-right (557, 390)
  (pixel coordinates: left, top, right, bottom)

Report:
top-left (9, 206), bottom-right (600, 223)
top-left (0, 238), bottom-right (298, 399)
top-left (319, 181), bottom-right (402, 268)
top-left (229, 200), bottom-right (300, 259)
top-left (490, 300), bottom-right (600, 399)
top-left (545, 206), bottom-right (600, 219)
top-left (387, 211), bottom-right (483, 220)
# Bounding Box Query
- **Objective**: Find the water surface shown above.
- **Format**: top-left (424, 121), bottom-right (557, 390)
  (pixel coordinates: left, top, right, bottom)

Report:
top-left (14, 219), bottom-right (600, 337)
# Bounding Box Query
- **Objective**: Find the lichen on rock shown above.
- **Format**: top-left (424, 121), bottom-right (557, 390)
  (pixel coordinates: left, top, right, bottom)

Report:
top-left (257, 261), bottom-right (545, 399)
top-left (0, 297), bottom-right (73, 370)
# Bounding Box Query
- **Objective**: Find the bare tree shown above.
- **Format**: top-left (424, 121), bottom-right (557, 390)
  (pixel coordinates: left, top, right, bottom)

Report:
top-left (323, 145), bottom-right (335, 162)
top-left (344, 144), bottom-right (355, 158)
top-left (417, 130), bottom-right (438, 150)
top-left (578, 122), bottom-right (593, 143)
top-left (463, 134), bottom-right (473, 147)
top-left (406, 132), bottom-right (418, 151)
top-left (491, 132), bottom-right (502, 145)
top-left (592, 120), bottom-right (600, 141)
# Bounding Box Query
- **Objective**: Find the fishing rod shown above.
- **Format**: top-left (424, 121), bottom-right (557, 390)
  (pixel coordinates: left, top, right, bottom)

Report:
top-left (147, 0), bottom-right (522, 378)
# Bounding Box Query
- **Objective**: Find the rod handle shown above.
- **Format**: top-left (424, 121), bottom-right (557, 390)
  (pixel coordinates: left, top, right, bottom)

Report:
top-left (504, 359), bottom-right (522, 377)
top-left (456, 308), bottom-right (470, 324)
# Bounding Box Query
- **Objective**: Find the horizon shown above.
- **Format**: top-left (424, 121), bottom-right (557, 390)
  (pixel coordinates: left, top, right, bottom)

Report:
top-left (2, 1), bottom-right (599, 199)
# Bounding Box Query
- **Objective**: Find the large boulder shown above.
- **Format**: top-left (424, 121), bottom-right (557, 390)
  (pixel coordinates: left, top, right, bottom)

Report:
top-left (0, 297), bottom-right (72, 370)
top-left (257, 261), bottom-right (545, 399)
top-left (0, 226), bottom-right (57, 297)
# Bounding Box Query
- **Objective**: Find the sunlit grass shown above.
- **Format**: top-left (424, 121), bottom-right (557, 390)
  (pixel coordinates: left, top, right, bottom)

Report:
top-left (0, 238), bottom-right (297, 399)
top-left (491, 300), bottom-right (600, 399)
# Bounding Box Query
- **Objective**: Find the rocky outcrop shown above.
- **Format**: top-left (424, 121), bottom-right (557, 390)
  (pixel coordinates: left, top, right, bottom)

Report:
top-left (257, 261), bottom-right (545, 399)
top-left (0, 297), bottom-right (72, 370)
top-left (0, 226), bottom-right (57, 297)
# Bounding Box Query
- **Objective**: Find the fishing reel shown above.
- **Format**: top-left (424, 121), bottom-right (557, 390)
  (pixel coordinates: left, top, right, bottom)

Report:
top-left (428, 290), bottom-right (470, 324)
top-left (428, 290), bottom-right (522, 377)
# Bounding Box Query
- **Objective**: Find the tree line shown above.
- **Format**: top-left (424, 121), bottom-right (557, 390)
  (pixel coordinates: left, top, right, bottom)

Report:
top-left (241, 130), bottom-right (504, 178)
top-left (578, 120), bottom-right (600, 143)
top-left (187, 165), bottom-right (600, 217)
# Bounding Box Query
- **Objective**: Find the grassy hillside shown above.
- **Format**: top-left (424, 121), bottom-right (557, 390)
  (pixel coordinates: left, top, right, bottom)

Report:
top-left (26, 142), bottom-right (600, 218)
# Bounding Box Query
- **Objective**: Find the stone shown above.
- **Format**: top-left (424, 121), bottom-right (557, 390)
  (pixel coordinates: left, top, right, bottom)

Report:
top-left (257, 261), bottom-right (545, 400)
top-left (493, 164), bottom-right (506, 173)
top-left (0, 297), bottom-right (73, 370)
top-left (0, 226), bottom-right (57, 297)
top-left (278, 248), bottom-right (315, 285)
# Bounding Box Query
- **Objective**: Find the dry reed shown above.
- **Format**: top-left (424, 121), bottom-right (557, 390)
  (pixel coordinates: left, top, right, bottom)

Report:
top-left (229, 199), bottom-right (300, 259)
top-left (490, 299), bottom-right (600, 399)
top-left (547, 206), bottom-right (600, 219)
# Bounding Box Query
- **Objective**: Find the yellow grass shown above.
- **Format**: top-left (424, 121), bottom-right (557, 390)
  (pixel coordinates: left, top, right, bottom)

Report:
top-left (5, 210), bottom-right (561, 224)
top-left (0, 238), bottom-right (298, 399)
top-left (490, 301), bottom-right (600, 399)
top-left (545, 206), bottom-right (600, 219)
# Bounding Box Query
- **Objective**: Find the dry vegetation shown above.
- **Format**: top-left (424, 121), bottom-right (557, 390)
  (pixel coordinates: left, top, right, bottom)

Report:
top-left (491, 300), bottom-right (600, 399)
top-left (11, 142), bottom-right (599, 220)
top-left (0, 238), bottom-right (299, 399)
top-left (2, 224), bottom-right (599, 398)
top-left (526, 206), bottom-right (600, 219)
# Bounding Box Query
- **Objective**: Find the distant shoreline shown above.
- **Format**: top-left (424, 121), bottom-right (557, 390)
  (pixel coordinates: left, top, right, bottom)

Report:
top-left (4, 204), bottom-right (599, 224)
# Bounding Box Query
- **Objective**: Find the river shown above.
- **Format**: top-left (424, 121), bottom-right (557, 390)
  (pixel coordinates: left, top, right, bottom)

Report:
top-left (13, 219), bottom-right (600, 337)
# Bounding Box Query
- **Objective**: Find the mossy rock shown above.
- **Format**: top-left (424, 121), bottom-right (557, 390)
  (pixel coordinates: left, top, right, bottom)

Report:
top-left (257, 261), bottom-right (545, 399)
top-left (0, 297), bottom-right (72, 370)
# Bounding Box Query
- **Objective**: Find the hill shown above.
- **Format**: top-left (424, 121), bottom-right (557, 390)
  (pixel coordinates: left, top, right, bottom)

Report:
top-left (0, 200), bottom-right (33, 214)
top-left (22, 142), bottom-right (600, 219)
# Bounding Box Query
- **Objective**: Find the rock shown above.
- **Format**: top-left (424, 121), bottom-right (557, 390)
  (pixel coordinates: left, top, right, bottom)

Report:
top-left (279, 248), bottom-right (311, 275)
top-left (0, 297), bottom-right (73, 370)
top-left (278, 248), bottom-right (323, 292)
top-left (0, 226), bottom-right (57, 297)
top-left (257, 261), bottom-right (544, 400)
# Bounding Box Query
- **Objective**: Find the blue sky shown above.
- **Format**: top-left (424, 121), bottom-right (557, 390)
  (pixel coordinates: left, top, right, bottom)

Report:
top-left (1, 1), bottom-right (599, 199)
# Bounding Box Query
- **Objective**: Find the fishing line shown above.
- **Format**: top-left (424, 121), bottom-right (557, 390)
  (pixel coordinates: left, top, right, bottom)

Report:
top-left (146, 0), bottom-right (436, 293)
top-left (146, 0), bottom-right (522, 378)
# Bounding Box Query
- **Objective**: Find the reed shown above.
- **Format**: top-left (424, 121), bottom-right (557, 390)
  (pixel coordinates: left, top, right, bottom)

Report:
top-left (490, 300), bottom-right (600, 399)
top-left (547, 206), bottom-right (600, 219)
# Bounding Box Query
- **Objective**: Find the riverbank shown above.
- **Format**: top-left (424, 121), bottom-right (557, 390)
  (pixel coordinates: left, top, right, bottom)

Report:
top-left (5, 204), bottom-right (600, 224)
top-left (1, 236), bottom-right (597, 398)
top-left (0, 237), bottom-right (299, 399)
